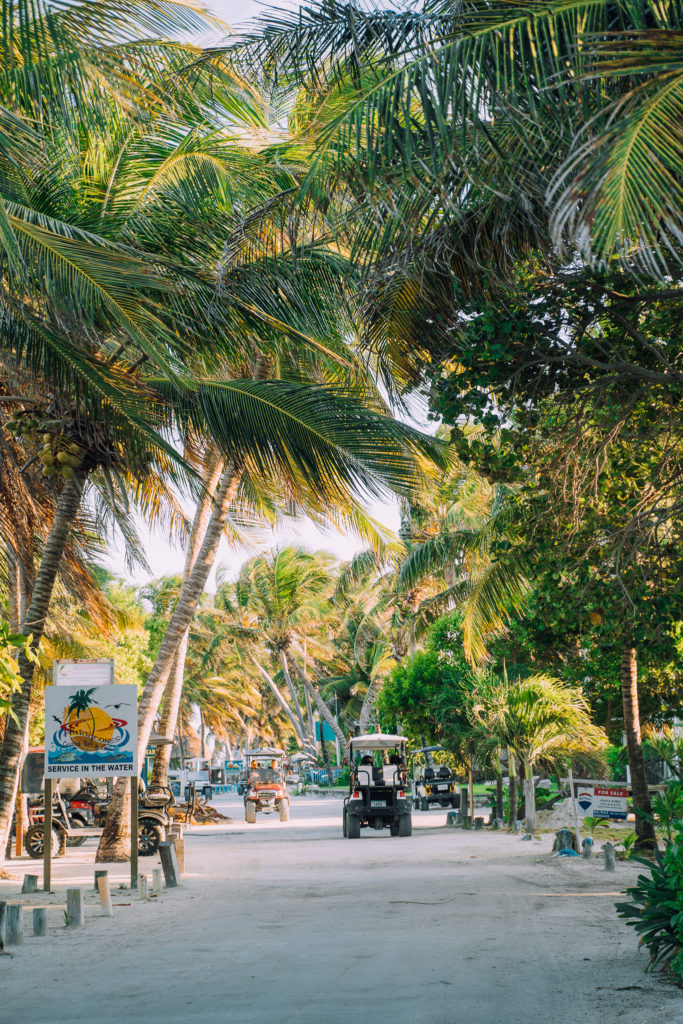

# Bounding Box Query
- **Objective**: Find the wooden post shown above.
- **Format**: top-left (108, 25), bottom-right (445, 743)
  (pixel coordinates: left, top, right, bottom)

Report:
top-left (33, 908), bottom-right (48, 937)
top-left (568, 768), bottom-right (582, 855)
top-left (22, 874), bottom-right (39, 894)
top-left (158, 841), bottom-right (179, 888)
top-left (5, 905), bottom-right (24, 945)
top-left (66, 888), bottom-right (84, 927)
top-left (130, 776), bottom-right (139, 889)
top-left (97, 874), bottom-right (113, 918)
top-left (94, 869), bottom-right (108, 892)
top-left (173, 837), bottom-right (185, 875)
top-left (152, 868), bottom-right (163, 894)
top-left (15, 788), bottom-right (25, 858)
top-left (0, 900), bottom-right (6, 945)
top-left (43, 777), bottom-right (53, 892)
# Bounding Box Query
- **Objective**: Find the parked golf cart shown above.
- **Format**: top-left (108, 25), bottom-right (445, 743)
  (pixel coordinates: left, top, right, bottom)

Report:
top-left (343, 733), bottom-right (412, 838)
top-left (19, 748), bottom-right (174, 858)
top-left (243, 747), bottom-right (290, 823)
top-left (412, 745), bottom-right (459, 811)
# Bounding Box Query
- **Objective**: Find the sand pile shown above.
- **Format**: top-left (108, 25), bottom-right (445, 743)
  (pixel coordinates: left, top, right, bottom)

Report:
top-left (535, 798), bottom-right (578, 829)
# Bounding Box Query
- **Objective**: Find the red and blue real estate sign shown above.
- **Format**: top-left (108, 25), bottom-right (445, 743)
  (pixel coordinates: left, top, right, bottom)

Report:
top-left (576, 785), bottom-right (628, 821)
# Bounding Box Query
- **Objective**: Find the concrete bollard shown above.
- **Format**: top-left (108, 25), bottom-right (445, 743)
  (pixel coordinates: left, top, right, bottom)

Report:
top-left (0, 900), bottom-right (7, 945)
top-left (137, 874), bottom-right (148, 900)
top-left (582, 837), bottom-right (594, 859)
top-left (152, 868), bottom-right (163, 894)
top-left (515, 820), bottom-right (523, 835)
top-left (5, 905), bottom-right (24, 945)
top-left (445, 811), bottom-right (458, 827)
top-left (66, 888), bottom-right (84, 927)
top-left (474, 817), bottom-right (484, 830)
top-left (33, 908), bottom-right (47, 937)
top-left (97, 874), bottom-right (113, 918)
top-left (94, 869), bottom-right (108, 893)
top-left (602, 842), bottom-right (616, 872)
top-left (21, 874), bottom-right (38, 894)
top-left (159, 841), bottom-right (180, 888)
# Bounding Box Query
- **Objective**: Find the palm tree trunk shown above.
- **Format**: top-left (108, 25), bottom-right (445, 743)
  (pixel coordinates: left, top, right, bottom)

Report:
top-left (199, 706), bottom-right (206, 760)
top-left (296, 670), bottom-right (348, 757)
top-left (468, 765), bottom-right (474, 820)
top-left (0, 473), bottom-right (86, 875)
top-left (150, 451), bottom-right (223, 789)
top-left (97, 460), bottom-right (242, 861)
top-left (279, 651), bottom-right (309, 745)
top-left (358, 677), bottom-right (382, 734)
top-left (621, 646), bottom-right (656, 851)
top-left (523, 763), bottom-right (535, 834)
top-left (252, 658), bottom-right (308, 747)
top-left (150, 643), bottom-right (187, 788)
top-left (508, 749), bottom-right (518, 828)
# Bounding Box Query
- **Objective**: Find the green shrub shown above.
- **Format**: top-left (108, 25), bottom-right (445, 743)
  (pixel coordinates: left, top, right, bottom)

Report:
top-left (616, 814), bottom-right (683, 982)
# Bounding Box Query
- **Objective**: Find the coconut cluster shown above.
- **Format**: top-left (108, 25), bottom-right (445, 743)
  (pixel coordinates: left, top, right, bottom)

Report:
top-left (5, 411), bottom-right (84, 480)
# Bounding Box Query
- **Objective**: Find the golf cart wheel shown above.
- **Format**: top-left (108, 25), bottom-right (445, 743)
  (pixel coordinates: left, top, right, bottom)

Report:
top-left (66, 817), bottom-right (88, 847)
top-left (279, 800), bottom-right (290, 822)
top-left (450, 797), bottom-right (459, 809)
top-left (420, 798), bottom-right (429, 812)
top-left (389, 819), bottom-right (399, 836)
top-left (398, 814), bottom-right (412, 837)
top-left (245, 801), bottom-right (256, 824)
top-left (343, 809), bottom-right (347, 837)
top-left (25, 824), bottom-right (60, 859)
top-left (346, 813), bottom-right (361, 839)
top-left (439, 800), bottom-right (451, 808)
top-left (138, 819), bottom-right (163, 856)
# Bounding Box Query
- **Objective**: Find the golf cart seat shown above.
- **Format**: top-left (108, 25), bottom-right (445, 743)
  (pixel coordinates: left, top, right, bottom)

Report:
top-left (438, 766), bottom-right (451, 779)
top-left (356, 766), bottom-right (373, 787)
top-left (424, 767), bottom-right (435, 781)
top-left (382, 765), bottom-right (397, 784)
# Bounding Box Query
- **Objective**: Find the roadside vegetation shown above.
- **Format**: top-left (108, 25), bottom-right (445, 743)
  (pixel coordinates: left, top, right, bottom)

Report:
top-left (0, 0), bottom-right (680, 983)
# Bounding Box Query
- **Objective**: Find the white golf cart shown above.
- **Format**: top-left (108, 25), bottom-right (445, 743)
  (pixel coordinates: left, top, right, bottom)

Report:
top-left (343, 733), bottom-right (412, 838)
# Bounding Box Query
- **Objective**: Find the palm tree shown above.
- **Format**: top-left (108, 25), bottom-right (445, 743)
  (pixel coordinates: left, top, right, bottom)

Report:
top-left (239, 0), bottom-right (682, 283)
top-left (471, 674), bottom-right (608, 834)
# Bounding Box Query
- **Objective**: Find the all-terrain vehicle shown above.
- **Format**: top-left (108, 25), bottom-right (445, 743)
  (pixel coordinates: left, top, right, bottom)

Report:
top-left (343, 733), bottom-right (412, 838)
top-left (19, 748), bottom-right (174, 858)
top-left (412, 745), bottom-right (459, 811)
top-left (243, 747), bottom-right (290, 823)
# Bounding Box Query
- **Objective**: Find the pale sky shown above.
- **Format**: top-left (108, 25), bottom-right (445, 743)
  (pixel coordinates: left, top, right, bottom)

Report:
top-left (103, 0), bottom-right (412, 590)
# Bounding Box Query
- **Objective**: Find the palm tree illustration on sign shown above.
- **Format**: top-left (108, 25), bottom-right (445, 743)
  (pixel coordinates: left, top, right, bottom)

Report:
top-left (63, 689), bottom-right (116, 753)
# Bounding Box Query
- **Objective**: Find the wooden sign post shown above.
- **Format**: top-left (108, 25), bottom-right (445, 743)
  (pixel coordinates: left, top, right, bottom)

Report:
top-left (43, 777), bottom-right (53, 892)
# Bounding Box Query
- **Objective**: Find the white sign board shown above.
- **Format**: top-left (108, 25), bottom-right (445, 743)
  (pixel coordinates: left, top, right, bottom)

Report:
top-left (44, 684), bottom-right (138, 778)
top-left (53, 659), bottom-right (114, 687)
top-left (575, 784), bottom-right (628, 821)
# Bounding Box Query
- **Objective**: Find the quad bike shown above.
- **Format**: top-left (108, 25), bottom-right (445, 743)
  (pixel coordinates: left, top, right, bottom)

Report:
top-left (19, 751), bottom-right (174, 858)
top-left (343, 734), bottom-right (412, 838)
top-left (243, 748), bottom-right (290, 823)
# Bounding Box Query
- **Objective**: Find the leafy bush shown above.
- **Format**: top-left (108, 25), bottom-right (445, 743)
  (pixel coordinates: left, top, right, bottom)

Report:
top-left (616, 816), bottom-right (683, 982)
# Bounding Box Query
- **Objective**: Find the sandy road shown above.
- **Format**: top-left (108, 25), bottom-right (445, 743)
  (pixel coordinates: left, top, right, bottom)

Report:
top-left (1, 794), bottom-right (681, 1024)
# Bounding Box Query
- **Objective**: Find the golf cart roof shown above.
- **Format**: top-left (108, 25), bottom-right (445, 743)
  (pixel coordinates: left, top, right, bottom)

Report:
top-left (247, 747), bottom-right (286, 759)
top-left (349, 733), bottom-right (406, 751)
top-left (288, 753), bottom-right (317, 763)
top-left (414, 745), bottom-right (446, 754)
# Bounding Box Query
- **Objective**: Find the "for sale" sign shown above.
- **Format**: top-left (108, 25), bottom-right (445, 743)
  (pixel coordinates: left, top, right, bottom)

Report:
top-left (576, 784), bottom-right (628, 821)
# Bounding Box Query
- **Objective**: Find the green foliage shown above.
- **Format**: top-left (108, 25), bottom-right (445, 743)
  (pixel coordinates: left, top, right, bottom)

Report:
top-left (0, 621), bottom-right (38, 719)
top-left (616, 816), bottom-right (683, 981)
top-left (377, 611), bottom-right (476, 754)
